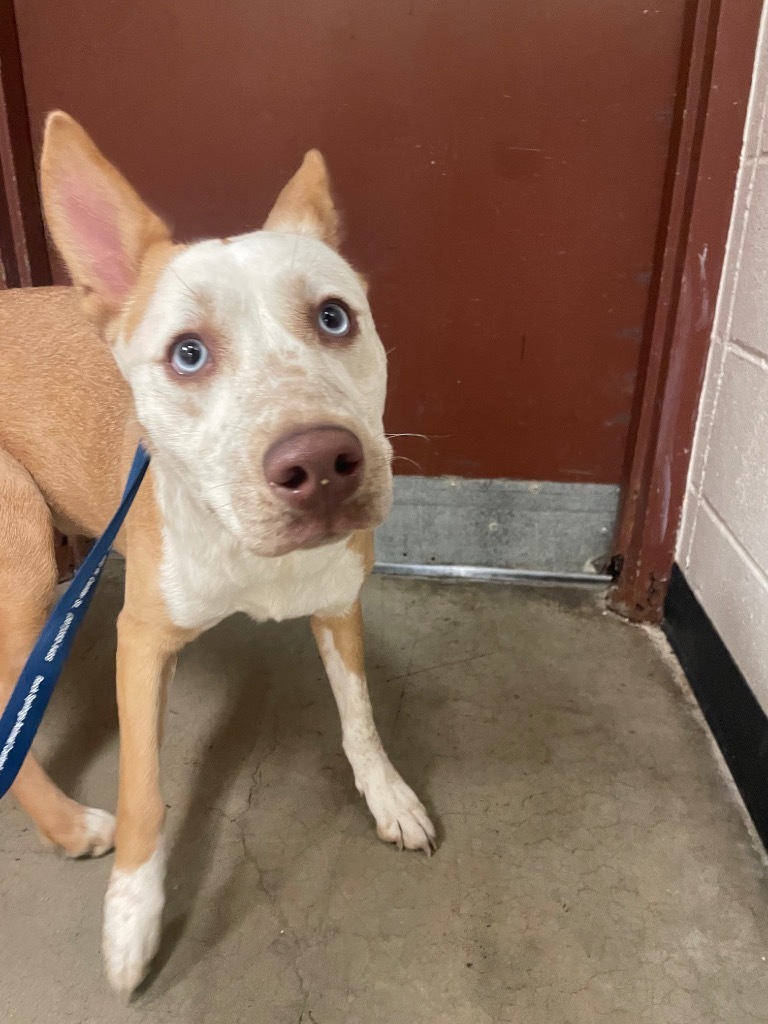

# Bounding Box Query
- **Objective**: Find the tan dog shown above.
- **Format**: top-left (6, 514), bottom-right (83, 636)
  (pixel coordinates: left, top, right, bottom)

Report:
top-left (0, 112), bottom-right (435, 995)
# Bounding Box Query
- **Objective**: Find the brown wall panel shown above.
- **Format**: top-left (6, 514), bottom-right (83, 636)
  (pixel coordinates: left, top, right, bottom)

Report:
top-left (14, 0), bottom-right (688, 481)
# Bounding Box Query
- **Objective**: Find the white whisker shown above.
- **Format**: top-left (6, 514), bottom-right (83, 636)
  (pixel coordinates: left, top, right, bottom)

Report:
top-left (392, 455), bottom-right (423, 472)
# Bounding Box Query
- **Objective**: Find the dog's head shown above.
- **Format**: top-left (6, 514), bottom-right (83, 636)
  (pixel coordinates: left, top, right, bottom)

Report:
top-left (40, 112), bottom-right (392, 556)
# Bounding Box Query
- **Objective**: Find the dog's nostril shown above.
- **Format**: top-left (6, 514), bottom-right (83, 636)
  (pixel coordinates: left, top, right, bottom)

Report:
top-left (335, 453), bottom-right (360, 477)
top-left (264, 425), bottom-right (365, 510)
top-left (280, 466), bottom-right (308, 490)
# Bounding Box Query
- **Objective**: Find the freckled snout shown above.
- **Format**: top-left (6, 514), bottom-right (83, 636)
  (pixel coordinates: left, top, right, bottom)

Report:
top-left (263, 426), bottom-right (365, 513)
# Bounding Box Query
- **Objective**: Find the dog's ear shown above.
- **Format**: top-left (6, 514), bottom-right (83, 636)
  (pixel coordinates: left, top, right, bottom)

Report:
top-left (263, 150), bottom-right (340, 249)
top-left (40, 111), bottom-right (171, 323)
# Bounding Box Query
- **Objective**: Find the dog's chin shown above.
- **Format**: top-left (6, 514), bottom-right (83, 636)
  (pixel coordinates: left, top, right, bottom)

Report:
top-left (259, 517), bottom-right (370, 558)
top-left (246, 501), bottom-right (390, 559)
top-left (269, 526), bottom-right (350, 557)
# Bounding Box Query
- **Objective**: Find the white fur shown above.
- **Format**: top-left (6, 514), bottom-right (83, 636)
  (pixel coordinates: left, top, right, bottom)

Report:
top-left (156, 468), bottom-right (366, 628)
top-left (317, 628), bottom-right (435, 853)
top-left (102, 840), bottom-right (166, 996)
top-left (80, 807), bottom-right (116, 858)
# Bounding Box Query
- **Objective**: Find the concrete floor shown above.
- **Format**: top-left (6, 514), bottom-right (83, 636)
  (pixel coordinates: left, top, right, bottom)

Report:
top-left (1, 567), bottom-right (768, 1023)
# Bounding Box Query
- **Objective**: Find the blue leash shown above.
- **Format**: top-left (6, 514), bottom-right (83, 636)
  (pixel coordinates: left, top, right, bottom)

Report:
top-left (0, 443), bottom-right (150, 799)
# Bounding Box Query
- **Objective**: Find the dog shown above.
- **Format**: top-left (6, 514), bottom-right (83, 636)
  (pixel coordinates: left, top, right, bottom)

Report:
top-left (0, 112), bottom-right (436, 995)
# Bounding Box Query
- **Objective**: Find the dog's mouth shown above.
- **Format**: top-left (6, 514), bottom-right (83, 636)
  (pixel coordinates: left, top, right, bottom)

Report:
top-left (260, 497), bottom-right (389, 557)
top-left (233, 471), bottom-right (390, 557)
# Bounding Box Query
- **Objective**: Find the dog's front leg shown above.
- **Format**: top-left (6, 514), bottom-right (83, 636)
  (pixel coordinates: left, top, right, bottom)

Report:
top-left (312, 602), bottom-right (436, 853)
top-left (102, 607), bottom-right (187, 996)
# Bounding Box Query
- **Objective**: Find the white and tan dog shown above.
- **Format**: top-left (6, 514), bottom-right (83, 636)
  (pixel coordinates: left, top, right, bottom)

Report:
top-left (0, 112), bottom-right (435, 995)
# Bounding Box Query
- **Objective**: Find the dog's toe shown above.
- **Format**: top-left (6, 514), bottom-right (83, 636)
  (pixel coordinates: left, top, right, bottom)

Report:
top-left (78, 808), bottom-right (116, 858)
top-left (366, 772), bottom-right (437, 854)
top-left (103, 928), bottom-right (156, 998)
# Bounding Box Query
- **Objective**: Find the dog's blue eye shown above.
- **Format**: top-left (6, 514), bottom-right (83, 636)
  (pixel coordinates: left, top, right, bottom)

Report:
top-left (317, 301), bottom-right (351, 338)
top-left (170, 334), bottom-right (209, 375)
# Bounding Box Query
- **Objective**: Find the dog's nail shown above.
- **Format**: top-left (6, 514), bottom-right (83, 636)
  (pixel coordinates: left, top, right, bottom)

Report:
top-left (396, 823), bottom-right (405, 852)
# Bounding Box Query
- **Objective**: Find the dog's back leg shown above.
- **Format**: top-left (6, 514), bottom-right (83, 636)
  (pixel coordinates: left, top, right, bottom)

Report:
top-left (0, 447), bottom-right (114, 857)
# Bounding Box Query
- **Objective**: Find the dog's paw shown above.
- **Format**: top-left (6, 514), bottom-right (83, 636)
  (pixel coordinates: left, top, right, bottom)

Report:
top-left (102, 847), bottom-right (165, 996)
top-left (39, 805), bottom-right (116, 859)
top-left (362, 769), bottom-right (436, 854)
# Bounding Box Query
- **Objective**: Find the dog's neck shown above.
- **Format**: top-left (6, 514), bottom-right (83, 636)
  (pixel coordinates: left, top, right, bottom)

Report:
top-left (145, 446), bottom-right (239, 551)
top-left (142, 445), bottom-right (366, 632)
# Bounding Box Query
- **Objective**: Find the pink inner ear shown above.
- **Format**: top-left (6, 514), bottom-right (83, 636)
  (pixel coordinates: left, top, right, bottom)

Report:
top-left (60, 170), bottom-right (134, 301)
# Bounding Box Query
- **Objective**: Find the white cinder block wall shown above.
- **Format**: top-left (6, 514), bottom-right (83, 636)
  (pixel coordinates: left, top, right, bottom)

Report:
top-left (678, 12), bottom-right (768, 710)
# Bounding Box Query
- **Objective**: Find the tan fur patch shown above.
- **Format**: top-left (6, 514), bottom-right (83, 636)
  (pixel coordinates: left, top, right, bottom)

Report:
top-left (121, 241), bottom-right (186, 342)
top-left (274, 272), bottom-right (359, 349)
top-left (311, 602), bottom-right (365, 677)
top-left (349, 529), bottom-right (375, 576)
top-left (0, 446), bottom-right (101, 854)
top-left (263, 150), bottom-right (341, 250)
top-left (310, 531), bottom-right (374, 674)
top-left (114, 481), bottom-right (198, 869)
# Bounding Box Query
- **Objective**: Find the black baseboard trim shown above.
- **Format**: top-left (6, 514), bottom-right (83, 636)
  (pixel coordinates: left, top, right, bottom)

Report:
top-left (663, 564), bottom-right (768, 850)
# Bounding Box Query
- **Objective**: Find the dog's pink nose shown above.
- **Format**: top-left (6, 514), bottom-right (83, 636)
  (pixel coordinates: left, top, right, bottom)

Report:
top-left (264, 426), bottom-right (365, 512)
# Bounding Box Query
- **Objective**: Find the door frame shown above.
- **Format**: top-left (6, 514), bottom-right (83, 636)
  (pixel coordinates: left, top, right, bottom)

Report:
top-left (0, 0), bottom-right (50, 288)
top-left (608, 0), bottom-right (765, 622)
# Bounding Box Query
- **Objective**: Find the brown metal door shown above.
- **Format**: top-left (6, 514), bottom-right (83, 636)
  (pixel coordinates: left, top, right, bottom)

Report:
top-left (13, 0), bottom-right (689, 485)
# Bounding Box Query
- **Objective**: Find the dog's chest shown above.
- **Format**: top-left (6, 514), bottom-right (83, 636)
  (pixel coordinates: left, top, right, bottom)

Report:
top-left (159, 524), bottom-right (365, 631)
